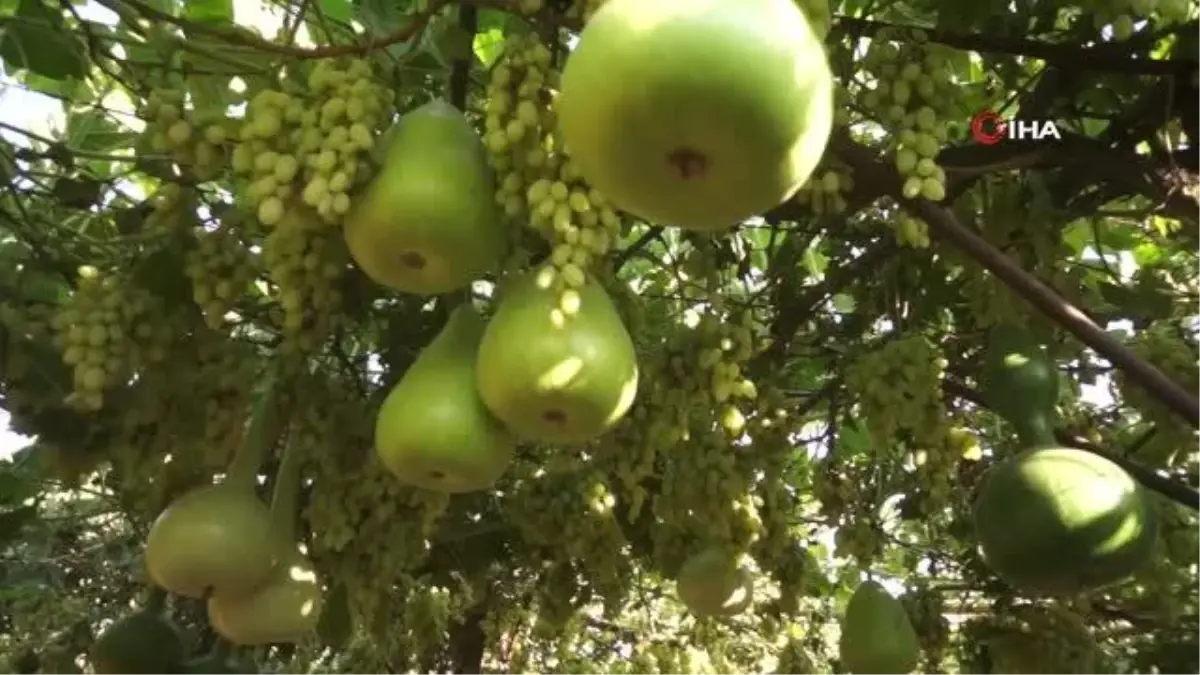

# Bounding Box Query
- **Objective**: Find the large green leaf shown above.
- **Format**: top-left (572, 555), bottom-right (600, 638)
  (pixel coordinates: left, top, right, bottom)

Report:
top-left (473, 26), bottom-right (506, 68)
top-left (0, 504), bottom-right (37, 550)
top-left (181, 30), bottom-right (277, 107)
top-left (51, 177), bottom-right (102, 210)
top-left (183, 0), bottom-right (233, 24)
top-left (320, 0), bottom-right (353, 23)
top-left (0, 462), bottom-right (37, 507)
top-left (65, 109), bottom-right (135, 154)
top-left (0, 0), bottom-right (87, 81)
top-left (426, 14), bottom-right (474, 65)
top-left (15, 264), bottom-right (67, 304)
top-left (354, 0), bottom-right (420, 59)
top-left (316, 582), bottom-right (354, 648)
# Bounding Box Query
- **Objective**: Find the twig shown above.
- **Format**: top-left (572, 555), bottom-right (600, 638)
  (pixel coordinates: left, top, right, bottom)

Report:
top-left (98, 0), bottom-right (455, 60)
top-left (613, 226), bottom-right (665, 270)
top-left (751, 241), bottom-right (896, 372)
top-left (834, 16), bottom-right (1197, 76)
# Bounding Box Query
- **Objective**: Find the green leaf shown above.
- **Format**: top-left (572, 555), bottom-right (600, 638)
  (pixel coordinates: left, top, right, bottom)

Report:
top-left (1061, 219), bottom-right (1092, 254)
top-left (836, 420), bottom-right (874, 458)
top-left (316, 582), bottom-right (353, 648)
top-left (16, 266), bottom-right (68, 304)
top-left (1132, 242), bottom-right (1162, 266)
top-left (473, 26), bottom-right (506, 68)
top-left (801, 247), bottom-right (827, 278)
top-left (320, 0), bottom-right (353, 23)
top-left (131, 246), bottom-right (196, 307)
top-left (427, 16), bottom-right (474, 64)
top-left (1096, 222), bottom-right (1141, 250)
top-left (19, 69), bottom-right (89, 101)
top-left (0, 466), bottom-right (36, 507)
top-left (65, 109), bottom-right (134, 154)
top-left (832, 293), bottom-right (856, 313)
top-left (180, 30), bottom-right (276, 92)
top-left (354, 0), bottom-right (421, 59)
top-left (183, 0), bottom-right (233, 24)
top-left (51, 177), bottom-right (102, 209)
top-left (0, 0), bottom-right (88, 81)
top-left (0, 504), bottom-right (37, 549)
top-left (113, 204), bottom-right (154, 236)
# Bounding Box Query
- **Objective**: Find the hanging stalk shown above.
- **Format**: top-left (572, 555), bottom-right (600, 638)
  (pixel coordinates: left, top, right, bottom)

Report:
top-left (1014, 410), bottom-right (1057, 449)
top-left (144, 586), bottom-right (168, 614)
top-left (209, 637), bottom-right (232, 660)
top-left (225, 372), bottom-right (284, 493)
top-left (268, 431), bottom-right (302, 544)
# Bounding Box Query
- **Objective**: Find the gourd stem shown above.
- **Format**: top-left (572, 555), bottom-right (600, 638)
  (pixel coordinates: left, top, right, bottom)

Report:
top-left (269, 431), bottom-right (302, 543)
top-left (226, 372), bottom-right (283, 493)
top-left (145, 586), bottom-right (168, 614)
top-left (1015, 410), bottom-right (1058, 449)
top-left (210, 637), bottom-right (232, 660)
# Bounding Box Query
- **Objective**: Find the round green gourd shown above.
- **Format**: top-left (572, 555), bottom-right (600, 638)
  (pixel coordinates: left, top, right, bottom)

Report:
top-left (90, 609), bottom-right (186, 674)
top-left (972, 446), bottom-right (1158, 595)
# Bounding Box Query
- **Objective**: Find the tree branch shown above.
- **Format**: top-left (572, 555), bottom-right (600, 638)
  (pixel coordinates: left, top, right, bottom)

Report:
top-left (828, 132), bottom-right (1200, 429)
top-left (834, 16), bottom-right (1197, 77)
top-left (612, 226), bottom-right (664, 271)
top-left (99, 0), bottom-right (476, 59)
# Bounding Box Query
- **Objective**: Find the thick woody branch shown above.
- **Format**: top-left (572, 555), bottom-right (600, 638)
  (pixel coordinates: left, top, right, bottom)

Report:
top-left (830, 131), bottom-right (1200, 429)
top-left (96, 0), bottom-right (507, 59)
top-left (833, 16), bottom-right (1197, 77)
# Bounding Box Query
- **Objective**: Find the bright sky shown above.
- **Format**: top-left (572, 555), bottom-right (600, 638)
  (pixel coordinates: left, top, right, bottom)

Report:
top-left (0, 0), bottom-right (1124, 469)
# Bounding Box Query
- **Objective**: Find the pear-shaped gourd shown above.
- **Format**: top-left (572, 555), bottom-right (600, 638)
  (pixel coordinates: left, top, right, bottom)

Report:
top-left (207, 549), bottom-right (323, 645)
top-left (376, 304), bottom-right (516, 492)
top-left (979, 324), bottom-right (1059, 447)
top-left (476, 272), bottom-right (639, 444)
top-left (89, 589), bottom-right (185, 674)
top-left (675, 548), bottom-right (754, 617)
top-left (838, 580), bottom-right (920, 674)
top-left (143, 485), bottom-right (277, 598)
top-left (344, 99), bottom-right (506, 295)
top-left (145, 385), bottom-right (283, 598)
top-left (208, 437), bottom-right (323, 645)
top-left (558, 0), bottom-right (834, 231)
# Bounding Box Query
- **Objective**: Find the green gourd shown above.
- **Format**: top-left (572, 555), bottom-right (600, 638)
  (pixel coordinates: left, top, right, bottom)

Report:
top-left (89, 588), bottom-right (186, 674)
top-left (979, 324), bottom-right (1059, 447)
top-left (838, 580), bottom-right (920, 673)
top-left (343, 100), bottom-right (507, 295)
top-left (972, 446), bottom-right (1157, 595)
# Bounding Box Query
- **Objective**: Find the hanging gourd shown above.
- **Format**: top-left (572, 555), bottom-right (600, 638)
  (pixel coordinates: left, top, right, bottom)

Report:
top-left (207, 424), bottom-right (324, 645)
top-left (144, 377), bottom-right (285, 598)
